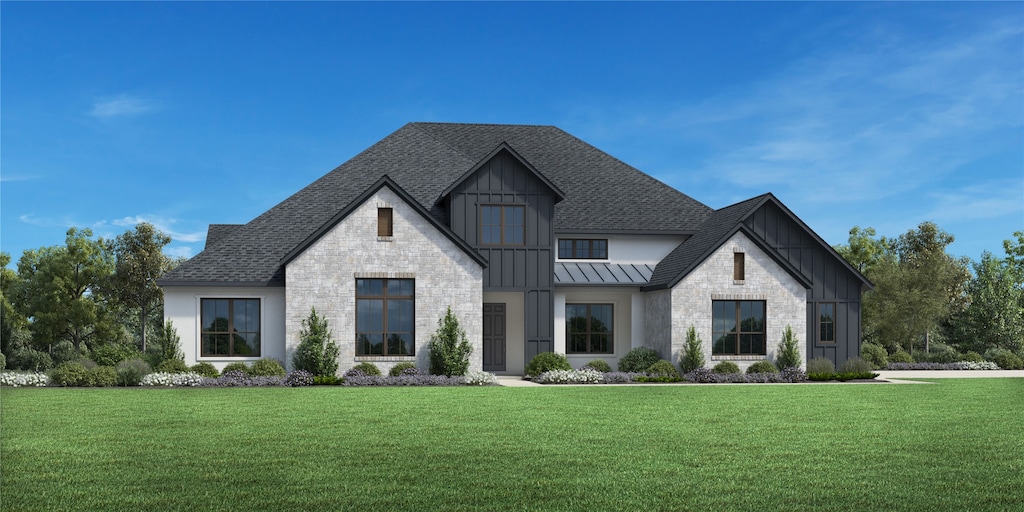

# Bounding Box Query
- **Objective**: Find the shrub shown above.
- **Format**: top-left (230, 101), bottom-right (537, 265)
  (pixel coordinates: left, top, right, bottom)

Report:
top-left (141, 372), bottom-right (203, 387)
top-left (222, 362), bottom-right (250, 375)
top-left (428, 306), bottom-right (473, 377)
top-left (250, 358), bottom-right (286, 377)
top-left (712, 361), bottom-right (741, 374)
top-left (349, 362), bottom-right (381, 376)
top-left (838, 357), bottom-right (873, 374)
top-left (213, 370), bottom-right (284, 387)
top-left (533, 368), bottom-right (604, 384)
top-left (617, 347), bottom-right (660, 373)
top-left (9, 347), bottom-right (52, 372)
top-left (806, 357), bottom-right (835, 375)
top-left (647, 359), bottom-right (680, 378)
top-left (155, 358), bottom-right (189, 374)
top-left (51, 340), bottom-right (85, 366)
top-left (89, 343), bottom-right (141, 367)
top-left (463, 370), bottom-right (498, 386)
top-left (52, 361), bottom-right (90, 387)
top-left (0, 371), bottom-right (50, 387)
top-left (990, 350), bottom-right (1024, 370)
top-left (779, 366), bottom-right (808, 382)
top-left (389, 362), bottom-right (419, 377)
top-left (962, 351), bottom-right (984, 363)
top-left (153, 320), bottom-right (184, 366)
top-left (0, 352), bottom-right (5, 370)
top-left (679, 326), bottom-right (705, 374)
top-left (860, 342), bottom-right (889, 370)
top-left (746, 360), bottom-right (778, 374)
top-left (889, 351), bottom-right (914, 363)
top-left (525, 352), bottom-right (572, 377)
top-left (312, 375), bottom-right (342, 386)
top-left (189, 362), bottom-right (219, 378)
top-left (342, 374), bottom-right (464, 386)
top-left (582, 359), bottom-right (612, 373)
top-left (685, 367), bottom-right (718, 383)
top-left (115, 358), bottom-right (152, 386)
top-left (283, 370), bottom-right (314, 387)
top-left (775, 325), bottom-right (801, 370)
top-left (914, 343), bottom-right (961, 364)
top-left (88, 366), bottom-right (117, 387)
top-left (292, 307), bottom-right (340, 377)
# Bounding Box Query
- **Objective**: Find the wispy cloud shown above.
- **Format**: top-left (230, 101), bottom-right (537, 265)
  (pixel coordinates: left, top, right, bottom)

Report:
top-left (106, 215), bottom-right (206, 243)
top-left (0, 173), bottom-right (37, 183)
top-left (89, 94), bottom-right (158, 119)
top-left (18, 214), bottom-right (79, 228)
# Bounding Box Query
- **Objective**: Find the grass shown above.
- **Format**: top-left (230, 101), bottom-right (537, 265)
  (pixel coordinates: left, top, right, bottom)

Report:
top-left (2, 379), bottom-right (1022, 511)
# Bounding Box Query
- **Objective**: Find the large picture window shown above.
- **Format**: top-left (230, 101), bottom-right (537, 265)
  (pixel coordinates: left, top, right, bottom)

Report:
top-left (558, 239), bottom-right (608, 260)
top-left (566, 304), bottom-right (613, 354)
top-left (201, 298), bottom-right (261, 357)
top-left (819, 303), bottom-right (836, 344)
top-left (712, 300), bottom-right (765, 355)
top-left (356, 278), bottom-right (415, 356)
top-left (480, 205), bottom-right (525, 246)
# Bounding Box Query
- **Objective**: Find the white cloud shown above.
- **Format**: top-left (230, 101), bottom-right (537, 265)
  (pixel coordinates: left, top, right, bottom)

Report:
top-left (164, 246), bottom-right (195, 259)
top-left (90, 94), bottom-right (158, 119)
top-left (110, 215), bottom-right (206, 243)
top-left (0, 173), bottom-right (36, 183)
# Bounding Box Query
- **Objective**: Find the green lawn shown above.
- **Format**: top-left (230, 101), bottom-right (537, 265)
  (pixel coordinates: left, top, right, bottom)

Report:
top-left (2, 380), bottom-right (1022, 511)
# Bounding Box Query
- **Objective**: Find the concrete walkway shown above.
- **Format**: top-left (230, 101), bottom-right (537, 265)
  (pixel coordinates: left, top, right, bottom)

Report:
top-left (496, 371), bottom-right (1023, 387)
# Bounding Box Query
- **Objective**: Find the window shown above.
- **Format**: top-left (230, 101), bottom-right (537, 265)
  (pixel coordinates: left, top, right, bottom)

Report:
top-left (558, 239), bottom-right (608, 259)
top-left (819, 303), bottom-right (836, 344)
top-left (356, 279), bottom-right (414, 356)
top-left (378, 208), bottom-right (393, 237)
top-left (566, 304), bottom-right (613, 354)
top-left (712, 300), bottom-right (765, 355)
top-left (734, 253), bottom-right (745, 281)
top-left (201, 298), bottom-right (260, 357)
top-left (480, 205), bottom-right (524, 245)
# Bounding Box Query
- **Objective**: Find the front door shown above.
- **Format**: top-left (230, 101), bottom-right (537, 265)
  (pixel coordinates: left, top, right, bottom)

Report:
top-left (483, 303), bottom-right (506, 372)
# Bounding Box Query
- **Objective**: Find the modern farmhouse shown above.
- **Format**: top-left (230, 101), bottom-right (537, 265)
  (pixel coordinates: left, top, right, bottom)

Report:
top-left (159, 122), bottom-right (871, 375)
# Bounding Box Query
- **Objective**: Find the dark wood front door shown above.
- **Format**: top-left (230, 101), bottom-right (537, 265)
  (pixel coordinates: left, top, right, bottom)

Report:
top-left (483, 303), bottom-right (506, 372)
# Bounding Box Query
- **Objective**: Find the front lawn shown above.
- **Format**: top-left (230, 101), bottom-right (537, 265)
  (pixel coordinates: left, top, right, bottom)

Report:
top-left (2, 379), bottom-right (1021, 511)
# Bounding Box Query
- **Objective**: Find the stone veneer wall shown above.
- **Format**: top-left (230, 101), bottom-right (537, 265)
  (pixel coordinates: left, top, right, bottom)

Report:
top-left (285, 187), bottom-right (483, 375)
top-left (644, 289), bottom-right (673, 360)
top-left (670, 232), bottom-right (807, 371)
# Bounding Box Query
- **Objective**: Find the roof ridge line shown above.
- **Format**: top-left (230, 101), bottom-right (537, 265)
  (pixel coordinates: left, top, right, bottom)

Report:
top-left (406, 123), bottom-right (477, 161)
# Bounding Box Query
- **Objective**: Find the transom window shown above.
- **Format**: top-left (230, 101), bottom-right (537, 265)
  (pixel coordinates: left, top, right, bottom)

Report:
top-left (481, 205), bottom-right (524, 246)
top-left (558, 239), bottom-right (608, 260)
top-left (819, 303), bottom-right (836, 344)
top-left (566, 304), bottom-right (613, 354)
top-left (712, 300), bottom-right (766, 355)
top-left (201, 298), bottom-right (261, 357)
top-left (356, 279), bottom-right (415, 356)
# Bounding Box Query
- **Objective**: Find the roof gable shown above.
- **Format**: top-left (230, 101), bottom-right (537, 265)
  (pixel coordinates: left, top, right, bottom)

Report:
top-left (438, 142), bottom-right (566, 203)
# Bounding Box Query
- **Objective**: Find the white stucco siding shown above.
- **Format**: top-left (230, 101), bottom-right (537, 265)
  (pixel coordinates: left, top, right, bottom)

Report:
top-left (163, 286), bottom-right (287, 371)
top-left (670, 232), bottom-right (807, 371)
top-left (555, 287), bottom-right (640, 369)
top-left (284, 187), bottom-right (484, 375)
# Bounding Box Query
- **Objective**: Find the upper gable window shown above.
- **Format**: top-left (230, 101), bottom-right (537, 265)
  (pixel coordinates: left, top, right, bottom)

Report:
top-left (734, 253), bottom-right (745, 281)
top-left (558, 239), bottom-right (608, 260)
top-left (378, 208), bottom-right (393, 237)
top-left (480, 205), bottom-right (524, 246)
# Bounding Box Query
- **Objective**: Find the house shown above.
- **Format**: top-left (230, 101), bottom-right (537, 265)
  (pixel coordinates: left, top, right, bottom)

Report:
top-left (159, 122), bottom-right (871, 375)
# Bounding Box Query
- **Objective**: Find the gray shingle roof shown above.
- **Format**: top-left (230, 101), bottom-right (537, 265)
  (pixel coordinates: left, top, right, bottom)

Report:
top-left (161, 122), bottom-right (714, 286)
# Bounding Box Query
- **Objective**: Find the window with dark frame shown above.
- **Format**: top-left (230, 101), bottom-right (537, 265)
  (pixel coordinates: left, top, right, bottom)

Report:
top-left (819, 303), bottom-right (836, 344)
top-left (480, 205), bottom-right (525, 246)
top-left (734, 253), bottom-right (745, 281)
top-left (378, 208), bottom-right (393, 237)
top-left (558, 239), bottom-right (608, 259)
top-left (711, 300), bottom-right (766, 355)
top-left (356, 278), bottom-right (415, 356)
top-left (566, 304), bottom-right (613, 354)
top-left (200, 298), bottom-right (261, 357)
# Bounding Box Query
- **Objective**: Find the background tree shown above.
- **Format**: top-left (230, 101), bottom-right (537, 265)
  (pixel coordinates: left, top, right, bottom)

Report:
top-left (108, 222), bottom-right (174, 351)
top-left (833, 226), bottom-right (896, 276)
top-left (1, 252), bottom-right (29, 356)
top-left (946, 232), bottom-right (1024, 354)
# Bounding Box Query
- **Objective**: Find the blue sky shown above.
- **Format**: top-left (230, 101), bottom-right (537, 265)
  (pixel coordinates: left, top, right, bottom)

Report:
top-left (2, 2), bottom-right (1022, 265)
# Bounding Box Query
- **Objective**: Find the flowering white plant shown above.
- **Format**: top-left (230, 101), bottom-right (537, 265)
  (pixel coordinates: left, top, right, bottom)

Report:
top-left (140, 372), bottom-right (203, 387)
top-left (462, 370), bottom-right (498, 386)
top-left (0, 371), bottom-right (50, 387)
top-left (534, 368), bottom-right (604, 384)
top-left (958, 361), bottom-right (1000, 370)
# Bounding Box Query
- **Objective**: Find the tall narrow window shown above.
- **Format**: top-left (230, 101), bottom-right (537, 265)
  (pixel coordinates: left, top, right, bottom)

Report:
top-left (566, 304), bottom-right (613, 354)
top-left (356, 278), bottom-right (415, 356)
top-left (734, 253), bottom-right (745, 281)
top-left (480, 205), bottom-right (525, 246)
top-left (712, 300), bottom-right (765, 355)
top-left (378, 208), bottom-right (393, 237)
top-left (819, 303), bottom-right (836, 344)
top-left (200, 298), bottom-right (261, 357)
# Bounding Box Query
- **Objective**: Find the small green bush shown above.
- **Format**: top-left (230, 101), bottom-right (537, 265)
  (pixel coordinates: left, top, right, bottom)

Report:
top-left (88, 366), bottom-right (117, 387)
top-left (618, 347), bottom-right (661, 373)
top-left (647, 359), bottom-right (680, 378)
top-left (962, 351), bottom-right (984, 363)
top-left (312, 375), bottom-right (342, 385)
top-left (189, 362), bottom-right (219, 378)
top-left (838, 357), bottom-right (872, 374)
top-left (10, 347), bottom-right (52, 372)
top-left (525, 352), bottom-right (572, 377)
top-left (889, 351), bottom-right (914, 363)
top-left (52, 361), bottom-right (90, 386)
top-left (222, 362), bottom-right (251, 375)
top-left (806, 357), bottom-right (835, 375)
top-left (712, 361), bottom-right (741, 374)
top-left (351, 362), bottom-right (381, 376)
top-left (89, 343), bottom-right (141, 367)
top-left (582, 359), bottom-right (612, 373)
top-left (116, 359), bottom-right (152, 386)
top-left (914, 343), bottom-right (961, 364)
top-left (250, 358), bottom-right (286, 377)
top-left (0, 351), bottom-right (5, 370)
top-left (860, 342), bottom-right (889, 370)
top-left (389, 362), bottom-right (418, 377)
top-left (990, 350), bottom-right (1024, 370)
top-left (746, 360), bottom-right (779, 374)
top-left (51, 340), bottom-right (85, 366)
top-left (155, 358), bottom-right (189, 374)
top-left (775, 325), bottom-right (801, 370)
top-left (428, 306), bottom-right (473, 377)
top-left (679, 326), bottom-right (705, 374)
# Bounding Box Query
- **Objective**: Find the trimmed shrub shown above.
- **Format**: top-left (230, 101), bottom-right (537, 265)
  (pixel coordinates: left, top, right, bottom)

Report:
top-left (51, 340), bottom-right (85, 366)
top-left (9, 347), bottom-right (52, 372)
top-left (838, 357), bottom-right (873, 374)
top-left (189, 362), bottom-right (219, 378)
top-left (88, 366), bottom-right (117, 387)
top-left (712, 361), bottom-right (741, 374)
top-left (292, 307), bottom-right (340, 377)
top-left (525, 352), bottom-right (572, 377)
top-left (679, 326), bottom-right (705, 374)
top-left (860, 342), bottom-right (889, 370)
top-left (990, 350), bottom-right (1024, 370)
top-left (618, 347), bottom-right (661, 373)
top-left (389, 362), bottom-right (419, 377)
top-left (647, 359), bottom-right (680, 378)
top-left (534, 368), bottom-right (604, 384)
top-left (52, 361), bottom-right (90, 386)
top-left (582, 359), bottom-right (612, 373)
top-left (0, 352), bottom-right (5, 370)
top-left (312, 375), bottom-right (342, 386)
top-left (155, 358), bottom-right (189, 374)
top-left (115, 358), bottom-right (152, 386)
top-left (348, 362), bottom-right (381, 376)
top-left (775, 325), bottom-right (801, 370)
top-left (222, 362), bottom-right (250, 375)
top-left (889, 351), bottom-right (914, 364)
top-left (806, 357), bottom-right (835, 375)
top-left (914, 342), bottom-right (961, 364)
top-left (962, 351), bottom-right (984, 363)
top-left (746, 360), bottom-right (779, 374)
top-left (152, 320), bottom-right (184, 366)
top-left (284, 370), bottom-right (314, 387)
top-left (89, 343), bottom-right (141, 367)
top-left (250, 358), bottom-right (286, 377)
top-left (428, 306), bottom-right (473, 377)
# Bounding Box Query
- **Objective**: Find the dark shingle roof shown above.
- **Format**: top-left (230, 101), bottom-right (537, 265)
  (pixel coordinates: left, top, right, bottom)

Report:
top-left (161, 122), bottom-right (714, 286)
top-left (205, 224), bottom-right (242, 250)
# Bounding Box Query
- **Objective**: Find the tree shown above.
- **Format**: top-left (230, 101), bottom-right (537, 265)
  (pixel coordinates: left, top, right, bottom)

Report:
top-left (947, 232), bottom-right (1024, 354)
top-left (833, 226), bottom-right (896, 276)
top-left (152, 319), bottom-right (184, 365)
top-left (292, 307), bottom-right (340, 377)
top-left (1, 252), bottom-right (28, 356)
top-left (775, 325), bottom-right (802, 369)
top-left (428, 306), bottom-right (472, 377)
top-left (678, 325), bottom-right (705, 374)
top-left (108, 223), bottom-right (174, 352)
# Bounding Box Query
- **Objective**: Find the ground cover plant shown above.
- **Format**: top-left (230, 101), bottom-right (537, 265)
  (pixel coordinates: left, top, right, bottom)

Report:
top-left (3, 380), bottom-right (1021, 511)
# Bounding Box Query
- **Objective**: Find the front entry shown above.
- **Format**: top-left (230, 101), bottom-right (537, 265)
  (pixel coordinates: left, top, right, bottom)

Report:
top-left (483, 303), bottom-right (506, 372)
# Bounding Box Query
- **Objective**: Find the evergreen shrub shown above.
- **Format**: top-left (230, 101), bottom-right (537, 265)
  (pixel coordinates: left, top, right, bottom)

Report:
top-left (860, 342), bottom-right (889, 370)
top-left (189, 362), bottom-right (219, 378)
top-left (88, 366), bottom-right (117, 387)
top-left (89, 343), bottom-right (140, 367)
top-left (222, 362), bottom-right (250, 375)
top-left (155, 358), bottom-right (189, 374)
top-left (51, 341), bottom-right (84, 366)
top-left (712, 361), bottom-right (741, 374)
top-left (746, 360), bottom-right (778, 374)
top-left (617, 347), bottom-right (660, 373)
top-left (389, 362), bottom-right (418, 377)
top-left (52, 361), bottom-right (90, 386)
top-left (775, 325), bottom-right (802, 370)
top-left (679, 326), bottom-right (705, 374)
top-left (889, 351), bottom-right (914, 364)
top-left (115, 359), bottom-right (152, 386)
top-left (250, 358), bottom-right (286, 377)
top-left (428, 306), bottom-right (473, 377)
top-left (10, 347), bottom-right (52, 372)
top-left (293, 307), bottom-right (340, 377)
top-left (582, 359), bottom-right (612, 373)
top-left (525, 352), bottom-right (571, 377)
top-left (348, 362), bottom-right (381, 376)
